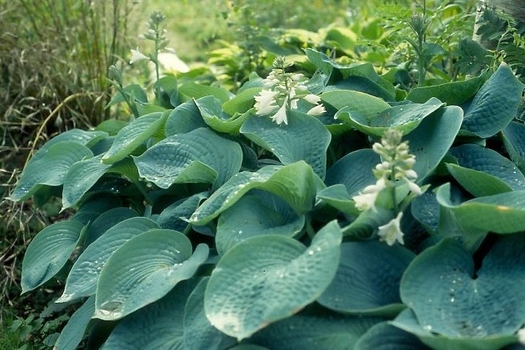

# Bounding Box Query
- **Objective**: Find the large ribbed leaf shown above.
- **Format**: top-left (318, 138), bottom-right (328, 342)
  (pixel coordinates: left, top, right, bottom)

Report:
top-left (94, 229), bottom-right (209, 320)
top-left (436, 183), bottom-right (525, 234)
top-left (54, 297), bottom-right (95, 350)
top-left (355, 322), bottom-right (430, 350)
top-left (406, 76), bottom-right (484, 105)
top-left (399, 235), bottom-right (525, 348)
top-left (102, 112), bottom-right (168, 164)
top-left (334, 98), bottom-right (444, 137)
top-left (446, 144), bottom-right (525, 197)
top-left (249, 309), bottom-right (383, 350)
top-left (318, 241), bottom-right (414, 316)
top-left (21, 220), bottom-right (85, 293)
top-left (204, 221), bottom-right (342, 340)
top-left (62, 155), bottom-right (111, 209)
top-left (164, 99), bottom-right (207, 136)
top-left (9, 142), bottom-right (93, 202)
top-left (215, 191), bottom-right (305, 255)
top-left (58, 217), bottom-right (160, 303)
top-left (321, 90), bottom-right (390, 119)
top-left (241, 111), bottom-right (331, 179)
top-left (134, 127), bottom-right (242, 189)
top-left (462, 63), bottom-right (525, 138)
top-left (190, 162), bottom-right (325, 225)
top-left (503, 121), bottom-right (525, 174)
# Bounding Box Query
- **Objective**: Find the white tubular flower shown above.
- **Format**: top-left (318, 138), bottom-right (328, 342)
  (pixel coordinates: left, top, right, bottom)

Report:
top-left (271, 100), bottom-right (289, 125)
top-left (518, 328), bottom-right (525, 345)
top-left (353, 177), bottom-right (387, 211)
top-left (378, 212), bottom-right (404, 246)
top-left (130, 48), bottom-right (149, 64)
top-left (254, 90), bottom-right (279, 116)
top-left (307, 104), bottom-right (326, 116)
top-left (303, 94), bottom-right (321, 104)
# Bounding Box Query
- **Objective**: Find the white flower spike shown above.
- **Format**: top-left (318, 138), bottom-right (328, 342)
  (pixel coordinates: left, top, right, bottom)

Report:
top-left (378, 212), bottom-right (404, 246)
top-left (130, 48), bottom-right (149, 64)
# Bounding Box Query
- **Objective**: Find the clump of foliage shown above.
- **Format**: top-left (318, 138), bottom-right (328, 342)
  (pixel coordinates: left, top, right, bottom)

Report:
top-left (9, 0), bottom-right (525, 346)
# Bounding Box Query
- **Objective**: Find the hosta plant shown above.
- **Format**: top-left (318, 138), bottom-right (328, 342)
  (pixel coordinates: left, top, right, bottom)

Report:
top-left (10, 37), bottom-right (525, 350)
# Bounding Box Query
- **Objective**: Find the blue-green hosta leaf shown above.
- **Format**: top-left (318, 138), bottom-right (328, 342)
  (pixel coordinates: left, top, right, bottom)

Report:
top-left (10, 142), bottom-right (93, 202)
top-left (318, 241), bottom-right (414, 317)
top-left (503, 121), bottom-right (525, 174)
top-left (446, 144), bottom-right (525, 197)
top-left (164, 99), bottom-right (207, 136)
top-left (316, 184), bottom-right (358, 216)
top-left (156, 192), bottom-right (208, 232)
top-left (84, 207), bottom-right (138, 245)
top-left (335, 98), bottom-right (444, 137)
top-left (399, 236), bottom-right (525, 348)
top-left (462, 63), bottom-right (525, 138)
top-left (436, 183), bottom-right (525, 234)
top-left (391, 309), bottom-right (518, 350)
top-left (190, 162), bottom-right (325, 225)
top-left (21, 220), bottom-right (85, 293)
top-left (184, 278), bottom-right (237, 350)
top-left (405, 106), bottom-right (464, 181)
top-left (102, 279), bottom-right (199, 349)
top-left (102, 111), bottom-right (168, 164)
top-left (54, 296), bottom-right (95, 350)
top-left (95, 119), bottom-right (129, 136)
top-left (62, 155), bottom-right (112, 209)
top-left (133, 127), bottom-right (242, 189)
top-left (249, 309), bottom-right (384, 350)
top-left (406, 76), bottom-right (485, 105)
top-left (355, 322), bottom-right (431, 350)
top-left (241, 111), bottom-right (331, 179)
top-left (195, 96), bottom-right (251, 135)
top-left (94, 230), bottom-right (209, 320)
top-left (325, 149), bottom-right (380, 196)
top-left (34, 129), bottom-right (108, 159)
top-left (58, 217), bottom-right (160, 303)
top-left (215, 191), bottom-right (305, 255)
top-left (204, 221), bottom-right (342, 340)
top-left (321, 90), bottom-right (390, 119)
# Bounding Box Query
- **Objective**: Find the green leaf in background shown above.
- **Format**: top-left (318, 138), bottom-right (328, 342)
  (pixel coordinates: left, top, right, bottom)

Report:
top-left (215, 191), bottom-right (305, 255)
top-left (318, 241), bottom-right (414, 317)
top-left (406, 75), bottom-right (485, 105)
top-left (179, 81), bottom-right (233, 102)
top-left (204, 221), bottom-right (342, 340)
top-left (461, 63), bottom-right (525, 138)
top-left (183, 278), bottom-right (237, 350)
top-left (502, 121), bottom-right (525, 174)
top-left (405, 106), bottom-right (464, 181)
top-left (21, 220), bottom-right (85, 293)
top-left (94, 229), bottom-right (209, 320)
top-left (400, 236), bottom-right (525, 343)
top-left (95, 119), bottom-right (129, 136)
top-left (355, 322), bottom-right (430, 350)
top-left (391, 308), bottom-right (518, 350)
top-left (436, 183), bottom-right (525, 234)
top-left (102, 111), bottom-right (168, 164)
top-left (241, 111), bottom-right (332, 179)
top-left (446, 144), bottom-right (525, 197)
top-left (249, 308), bottom-right (384, 350)
top-left (9, 142), bottom-right (93, 202)
top-left (62, 155), bottom-right (112, 209)
top-left (195, 95), bottom-right (252, 135)
top-left (164, 99), bottom-right (208, 135)
top-left (190, 162), bottom-right (325, 225)
top-left (316, 184), bottom-right (358, 216)
top-left (58, 217), bottom-right (160, 303)
top-left (54, 296), bottom-right (95, 350)
top-left (102, 279), bottom-right (200, 349)
top-left (133, 127), bottom-right (242, 189)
